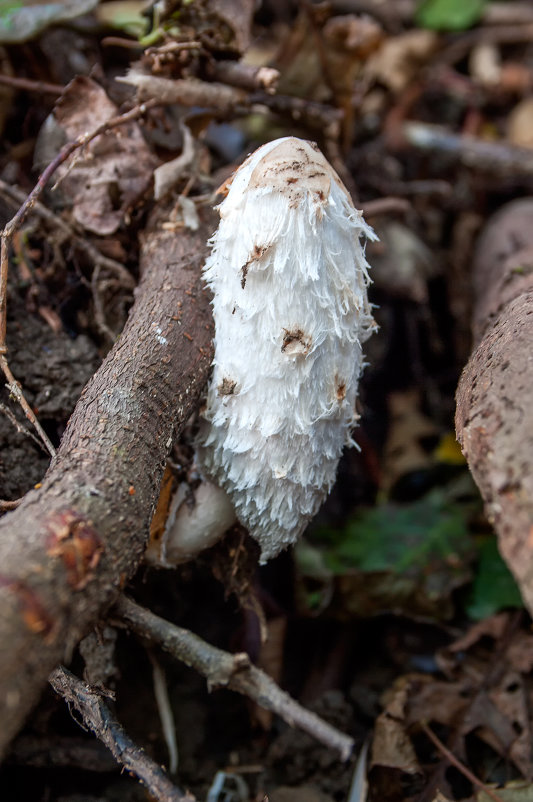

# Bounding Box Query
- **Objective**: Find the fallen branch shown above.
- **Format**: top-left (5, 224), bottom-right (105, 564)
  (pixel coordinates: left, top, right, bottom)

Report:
top-left (118, 71), bottom-right (341, 140)
top-left (400, 121), bottom-right (533, 179)
top-left (0, 207), bottom-right (215, 757)
top-left (209, 61), bottom-right (280, 93)
top-left (118, 72), bottom-right (248, 112)
top-left (113, 595), bottom-right (355, 761)
top-left (49, 666), bottom-right (193, 801)
top-left (455, 198), bottom-right (533, 613)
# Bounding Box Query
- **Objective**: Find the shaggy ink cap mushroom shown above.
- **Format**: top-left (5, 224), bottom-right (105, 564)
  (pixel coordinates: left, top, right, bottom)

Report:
top-left (196, 136), bottom-right (377, 562)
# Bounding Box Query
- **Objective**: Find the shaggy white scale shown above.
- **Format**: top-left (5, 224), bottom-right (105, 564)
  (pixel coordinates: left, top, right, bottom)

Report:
top-left (196, 137), bottom-right (377, 561)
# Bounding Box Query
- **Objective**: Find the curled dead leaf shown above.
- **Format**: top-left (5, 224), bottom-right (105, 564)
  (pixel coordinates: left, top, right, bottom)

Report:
top-left (52, 76), bottom-right (156, 235)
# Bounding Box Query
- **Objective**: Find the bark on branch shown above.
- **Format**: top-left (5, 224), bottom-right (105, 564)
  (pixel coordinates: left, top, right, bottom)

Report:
top-left (114, 595), bottom-right (355, 761)
top-left (49, 666), bottom-right (193, 801)
top-left (455, 198), bottom-right (533, 613)
top-left (0, 208), bottom-right (215, 757)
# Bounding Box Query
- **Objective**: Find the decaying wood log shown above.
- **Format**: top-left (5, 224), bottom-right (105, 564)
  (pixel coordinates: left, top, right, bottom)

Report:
top-left (456, 198), bottom-right (533, 613)
top-left (0, 207), bottom-right (215, 757)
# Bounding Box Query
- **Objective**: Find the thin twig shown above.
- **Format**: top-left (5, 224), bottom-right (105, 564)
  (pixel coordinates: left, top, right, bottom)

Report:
top-left (113, 595), bottom-right (355, 761)
top-left (420, 722), bottom-right (506, 802)
top-left (101, 36), bottom-right (146, 49)
top-left (0, 73), bottom-right (64, 95)
top-left (417, 613), bottom-right (523, 802)
top-left (49, 666), bottom-right (194, 802)
top-left (0, 100), bottom-right (156, 453)
top-left (0, 355), bottom-right (56, 457)
top-left (440, 23), bottom-right (533, 66)
top-left (0, 401), bottom-right (48, 452)
top-left (251, 91), bottom-right (343, 138)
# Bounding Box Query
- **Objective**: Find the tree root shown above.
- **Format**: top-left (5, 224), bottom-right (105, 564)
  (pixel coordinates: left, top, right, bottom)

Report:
top-left (0, 207), bottom-right (215, 757)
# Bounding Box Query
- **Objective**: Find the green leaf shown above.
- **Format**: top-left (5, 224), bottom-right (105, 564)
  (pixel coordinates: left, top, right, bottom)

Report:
top-left (300, 488), bottom-right (474, 619)
top-left (320, 489), bottom-right (470, 575)
top-left (415, 0), bottom-right (487, 31)
top-left (466, 537), bottom-right (523, 620)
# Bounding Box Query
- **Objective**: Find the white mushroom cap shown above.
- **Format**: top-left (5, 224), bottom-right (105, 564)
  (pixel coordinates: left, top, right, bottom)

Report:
top-left (196, 137), bottom-right (377, 561)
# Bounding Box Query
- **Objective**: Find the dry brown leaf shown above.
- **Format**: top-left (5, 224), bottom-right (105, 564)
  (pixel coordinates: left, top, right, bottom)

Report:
top-left (381, 389), bottom-right (439, 493)
top-left (488, 672), bottom-right (532, 779)
top-left (53, 76), bottom-right (156, 235)
top-left (365, 30), bottom-right (439, 94)
top-left (371, 609), bottom-right (533, 792)
top-left (371, 678), bottom-right (421, 775)
top-left (404, 675), bottom-right (470, 729)
top-left (275, 12), bottom-right (381, 107)
top-left (371, 712), bottom-right (421, 774)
